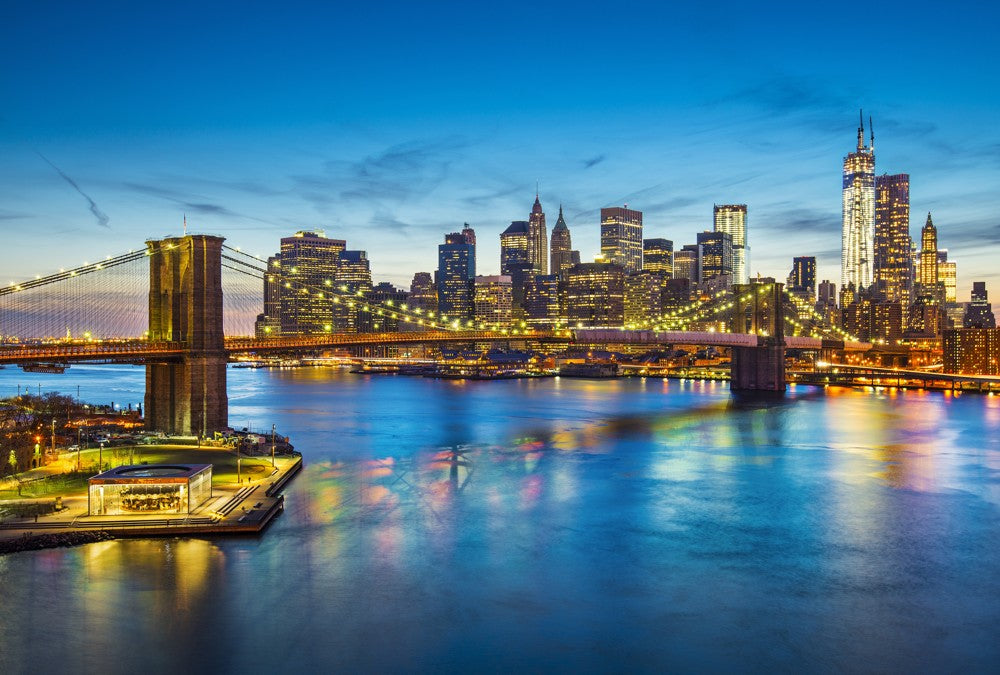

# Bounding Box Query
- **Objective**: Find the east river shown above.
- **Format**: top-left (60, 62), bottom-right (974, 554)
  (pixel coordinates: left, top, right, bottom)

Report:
top-left (1, 365), bottom-right (999, 672)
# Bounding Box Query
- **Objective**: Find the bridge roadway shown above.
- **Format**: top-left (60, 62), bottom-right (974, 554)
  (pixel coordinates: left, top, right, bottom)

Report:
top-left (0, 329), bottom-right (872, 365)
top-left (791, 363), bottom-right (1000, 390)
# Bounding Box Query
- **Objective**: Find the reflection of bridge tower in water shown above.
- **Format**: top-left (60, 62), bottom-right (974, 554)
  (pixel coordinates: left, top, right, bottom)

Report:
top-left (144, 235), bottom-right (229, 436)
top-left (730, 282), bottom-right (786, 394)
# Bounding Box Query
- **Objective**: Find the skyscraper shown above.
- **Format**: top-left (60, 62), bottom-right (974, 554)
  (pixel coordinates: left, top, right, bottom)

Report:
top-left (474, 275), bottom-right (513, 327)
top-left (335, 249), bottom-right (372, 332)
top-left (361, 282), bottom-right (408, 333)
top-left (842, 112), bottom-right (876, 291)
top-left (787, 256), bottom-right (816, 301)
top-left (277, 230), bottom-right (345, 334)
top-left (461, 223), bottom-right (476, 247)
top-left (525, 274), bottom-right (563, 328)
top-left (528, 195), bottom-right (548, 275)
top-left (714, 204), bottom-right (749, 284)
top-left (500, 220), bottom-right (532, 306)
top-left (600, 206), bottom-right (643, 273)
top-left (943, 328), bottom-right (1000, 375)
top-left (937, 249), bottom-right (957, 304)
top-left (874, 174), bottom-right (912, 310)
top-left (437, 232), bottom-right (476, 323)
top-left (565, 261), bottom-right (626, 328)
top-left (624, 271), bottom-right (668, 328)
top-left (697, 231), bottom-right (733, 281)
top-left (816, 279), bottom-right (839, 326)
top-left (255, 254), bottom-right (283, 336)
top-left (642, 238), bottom-right (673, 276)
top-left (461, 223), bottom-right (477, 272)
top-left (919, 213), bottom-right (939, 296)
top-left (407, 272), bottom-right (437, 330)
top-left (964, 282), bottom-right (996, 329)
top-left (409, 272), bottom-right (437, 313)
top-left (550, 206), bottom-right (574, 278)
top-left (818, 280), bottom-right (837, 307)
top-left (673, 244), bottom-right (701, 284)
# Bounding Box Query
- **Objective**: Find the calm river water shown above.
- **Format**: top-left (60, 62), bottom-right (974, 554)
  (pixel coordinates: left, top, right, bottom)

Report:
top-left (1, 365), bottom-right (999, 672)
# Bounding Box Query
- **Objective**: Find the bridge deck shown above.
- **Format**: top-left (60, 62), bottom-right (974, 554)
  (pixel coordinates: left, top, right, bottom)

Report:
top-left (0, 329), bottom-right (873, 364)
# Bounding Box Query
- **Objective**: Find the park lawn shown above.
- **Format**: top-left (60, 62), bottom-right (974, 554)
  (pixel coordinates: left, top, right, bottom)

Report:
top-left (1, 445), bottom-right (290, 501)
top-left (132, 445), bottom-right (282, 484)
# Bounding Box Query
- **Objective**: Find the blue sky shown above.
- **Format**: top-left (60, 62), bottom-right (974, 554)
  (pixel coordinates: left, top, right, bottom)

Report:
top-left (2, 1), bottom-right (999, 298)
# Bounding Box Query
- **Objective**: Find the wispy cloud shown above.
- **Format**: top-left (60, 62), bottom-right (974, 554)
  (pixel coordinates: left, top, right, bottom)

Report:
top-left (460, 183), bottom-right (523, 208)
top-left (728, 76), bottom-right (849, 116)
top-left (583, 154), bottom-right (606, 169)
top-left (292, 136), bottom-right (470, 209)
top-left (36, 152), bottom-right (110, 228)
top-left (757, 207), bottom-right (840, 235)
top-left (0, 210), bottom-right (31, 221)
top-left (122, 182), bottom-right (278, 226)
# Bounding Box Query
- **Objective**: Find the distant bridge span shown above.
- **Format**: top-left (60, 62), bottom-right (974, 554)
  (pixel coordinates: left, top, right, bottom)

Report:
top-left (569, 329), bottom-right (872, 352)
top-left (0, 234), bottom-right (871, 434)
top-left (0, 329), bottom-right (872, 365)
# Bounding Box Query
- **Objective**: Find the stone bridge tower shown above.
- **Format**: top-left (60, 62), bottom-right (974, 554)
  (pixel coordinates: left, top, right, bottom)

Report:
top-left (730, 282), bottom-right (786, 394)
top-left (144, 235), bottom-right (229, 435)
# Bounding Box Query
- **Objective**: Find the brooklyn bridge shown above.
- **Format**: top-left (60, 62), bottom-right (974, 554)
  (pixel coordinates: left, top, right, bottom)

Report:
top-left (0, 234), bottom-right (870, 436)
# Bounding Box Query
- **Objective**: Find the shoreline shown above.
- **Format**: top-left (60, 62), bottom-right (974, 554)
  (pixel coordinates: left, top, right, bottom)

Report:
top-left (0, 454), bottom-right (303, 555)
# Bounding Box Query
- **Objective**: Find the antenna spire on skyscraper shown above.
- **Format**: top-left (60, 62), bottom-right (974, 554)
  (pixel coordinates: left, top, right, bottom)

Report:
top-left (857, 108), bottom-right (865, 152)
top-left (183, 213), bottom-right (187, 235)
top-left (869, 115), bottom-right (874, 152)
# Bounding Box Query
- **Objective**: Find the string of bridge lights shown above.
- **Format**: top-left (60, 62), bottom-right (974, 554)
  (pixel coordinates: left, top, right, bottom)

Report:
top-left (4, 242), bottom-right (862, 344)
top-left (222, 247), bottom-right (559, 336)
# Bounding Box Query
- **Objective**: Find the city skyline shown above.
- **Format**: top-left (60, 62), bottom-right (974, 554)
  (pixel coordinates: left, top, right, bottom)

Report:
top-left (2, 3), bottom-right (999, 298)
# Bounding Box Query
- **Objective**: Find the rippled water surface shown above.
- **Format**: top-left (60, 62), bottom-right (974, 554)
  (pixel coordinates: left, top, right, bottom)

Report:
top-left (1, 366), bottom-right (999, 672)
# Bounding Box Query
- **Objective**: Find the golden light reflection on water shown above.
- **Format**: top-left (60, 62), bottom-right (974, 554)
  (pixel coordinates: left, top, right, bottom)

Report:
top-left (74, 537), bottom-right (223, 644)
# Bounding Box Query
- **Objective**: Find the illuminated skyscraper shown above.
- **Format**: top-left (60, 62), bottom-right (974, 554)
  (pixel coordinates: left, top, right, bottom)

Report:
top-left (673, 244), bottom-right (701, 284)
top-left (474, 275), bottom-right (513, 327)
top-left (697, 231), bottom-right (733, 281)
top-left (277, 230), bottom-right (345, 334)
top-left (566, 261), bottom-right (626, 327)
top-left (624, 271), bottom-right (671, 328)
top-left (461, 223), bottom-right (477, 271)
top-left (528, 195), bottom-right (548, 275)
top-left (525, 274), bottom-right (562, 328)
top-left (336, 250), bottom-right (371, 291)
top-left (409, 272), bottom-right (436, 313)
top-left (787, 256), bottom-right (816, 301)
top-left (461, 223), bottom-right (476, 247)
top-left (500, 220), bottom-right (532, 306)
top-left (600, 206), bottom-right (643, 273)
top-left (816, 279), bottom-right (839, 326)
top-left (714, 204), bottom-right (748, 284)
top-left (943, 328), bottom-right (1000, 374)
top-left (255, 253), bottom-right (284, 336)
top-left (550, 206), bottom-right (574, 278)
top-left (335, 249), bottom-right (372, 332)
top-left (437, 232), bottom-right (476, 323)
top-left (642, 238), bottom-right (673, 276)
top-left (937, 249), bottom-right (957, 304)
top-left (818, 280), bottom-right (837, 307)
top-left (964, 282), bottom-right (996, 329)
top-left (842, 112), bottom-right (876, 291)
top-left (361, 282), bottom-right (408, 333)
top-left (919, 213), bottom-right (940, 297)
top-left (874, 174), bottom-right (912, 311)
